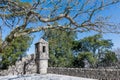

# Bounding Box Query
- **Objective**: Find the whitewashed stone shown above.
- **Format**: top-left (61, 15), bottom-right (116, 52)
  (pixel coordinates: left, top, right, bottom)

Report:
top-left (35, 38), bottom-right (49, 74)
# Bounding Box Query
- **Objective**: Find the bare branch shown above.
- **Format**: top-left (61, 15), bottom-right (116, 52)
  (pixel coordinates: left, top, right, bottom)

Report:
top-left (0, 0), bottom-right (120, 53)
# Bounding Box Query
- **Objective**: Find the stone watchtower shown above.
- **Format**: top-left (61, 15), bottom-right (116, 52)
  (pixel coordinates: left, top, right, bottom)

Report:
top-left (35, 38), bottom-right (49, 74)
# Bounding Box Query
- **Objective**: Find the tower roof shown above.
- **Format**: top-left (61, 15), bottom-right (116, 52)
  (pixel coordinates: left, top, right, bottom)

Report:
top-left (35, 38), bottom-right (48, 44)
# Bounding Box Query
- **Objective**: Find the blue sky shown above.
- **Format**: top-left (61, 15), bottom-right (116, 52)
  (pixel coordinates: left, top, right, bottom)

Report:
top-left (1, 0), bottom-right (120, 54)
top-left (25, 0), bottom-right (120, 54)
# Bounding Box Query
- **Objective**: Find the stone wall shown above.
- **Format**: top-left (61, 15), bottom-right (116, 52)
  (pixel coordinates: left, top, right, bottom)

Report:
top-left (0, 54), bottom-right (120, 80)
top-left (48, 67), bottom-right (120, 80)
top-left (0, 54), bottom-right (36, 76)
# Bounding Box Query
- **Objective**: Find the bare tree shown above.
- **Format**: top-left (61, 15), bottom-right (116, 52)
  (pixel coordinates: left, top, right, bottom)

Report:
top-left (0, 0), bottom-right (120, 53)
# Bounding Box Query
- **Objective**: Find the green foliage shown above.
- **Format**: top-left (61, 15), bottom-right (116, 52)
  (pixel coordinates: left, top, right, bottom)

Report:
top-left (0, 35), bottom-right (32, 69)
top-left (72, 34), bottom-right (113, 56)
top-left (101, 51), bottom-right (118, 65)
top-left (0, 0), bottom-right (119, 69)
top-left (44, 32), bottom-right (117, 68)
top-left (72, 34), bottom-right (117, 68)
top-left (72, 52), bottom-right (97, 68)
top-left (43, 24), bottom-right (76, 67)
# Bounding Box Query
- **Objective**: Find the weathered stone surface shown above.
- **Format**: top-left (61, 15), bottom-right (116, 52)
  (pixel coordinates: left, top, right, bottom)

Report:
top-left (47, 67), bottom-right (120, 80)
top-left (35, 38), bottom-right (49, 74)
top-left (0, 54), bottom-right (36, 76)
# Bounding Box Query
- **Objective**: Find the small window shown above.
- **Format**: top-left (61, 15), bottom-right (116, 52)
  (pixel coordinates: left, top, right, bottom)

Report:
top-left (43, 46), bottom-right (46, 53)
top-left (36, 44), bottom-right (39, 52)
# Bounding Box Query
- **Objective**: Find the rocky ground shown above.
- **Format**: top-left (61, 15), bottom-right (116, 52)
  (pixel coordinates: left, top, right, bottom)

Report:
top-left (0, 74), bottom-right (97, 80)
